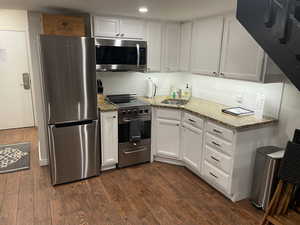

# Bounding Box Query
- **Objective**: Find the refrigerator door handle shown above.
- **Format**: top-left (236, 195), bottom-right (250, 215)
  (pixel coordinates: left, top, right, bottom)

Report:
top-left (136, 43), bottom-right (140, 68)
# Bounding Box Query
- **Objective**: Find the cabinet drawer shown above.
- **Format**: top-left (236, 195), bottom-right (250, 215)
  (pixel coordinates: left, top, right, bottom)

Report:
top-left (183, 112), bottom-right (204, 129)
top-left (203, 161), bottom-right (230, 192)
top-left (205, 145), bottom-right (232, 174)
top-left (206, 121), bottom-right (234, 142)
top-left (205, 133), bottom-right (233, 156)
top-left (156, 108), bottom-right (181, 120)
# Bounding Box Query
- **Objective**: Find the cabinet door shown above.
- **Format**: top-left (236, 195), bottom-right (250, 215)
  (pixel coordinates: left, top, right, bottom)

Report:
top-left (100, 111), bottom-right (118, 167)
top-left (164, 23), bottom-right (181, 72)
top-left (156, 118), bottom-right (180, 159)
top-left (146, 22), bottom-right (162, 72)
top-left (180, 22), bottom-right (192, 72)
top-left (93, 16), bottom-right (120, 38)
top-left (220, 15), bottom-right (265, 81)
top-left (182, 124), bottom-right (203, 172)
top-left (119, 19), bottom-right (145, 39)
top-left (191, 16), bottom-right (224, 76)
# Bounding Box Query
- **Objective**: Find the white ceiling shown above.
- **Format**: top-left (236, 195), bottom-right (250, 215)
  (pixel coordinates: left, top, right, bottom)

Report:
top-left (1, 0), bottom-right (237, 21)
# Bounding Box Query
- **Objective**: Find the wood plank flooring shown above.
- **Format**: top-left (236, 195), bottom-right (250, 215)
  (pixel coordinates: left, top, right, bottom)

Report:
top-left (0, 127), bottom-right (263, 225)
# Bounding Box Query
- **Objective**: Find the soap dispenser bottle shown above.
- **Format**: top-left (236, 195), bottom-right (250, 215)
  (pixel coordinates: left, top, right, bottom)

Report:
top-left (184, 84), bottom-right (192, 99)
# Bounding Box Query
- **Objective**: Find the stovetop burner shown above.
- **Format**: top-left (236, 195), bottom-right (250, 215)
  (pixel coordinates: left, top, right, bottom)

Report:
top-left (106, 94), bottom-right (150, 109)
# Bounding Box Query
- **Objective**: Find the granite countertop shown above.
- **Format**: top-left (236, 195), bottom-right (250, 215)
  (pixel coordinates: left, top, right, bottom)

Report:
top-left (97, 98), bottom-right (118, 112)
top-left (140, 96), bottom-right (277, 130)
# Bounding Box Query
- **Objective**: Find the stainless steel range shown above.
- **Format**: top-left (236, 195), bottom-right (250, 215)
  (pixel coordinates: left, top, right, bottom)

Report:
top-left (106, 94), bottom-right (151, 168)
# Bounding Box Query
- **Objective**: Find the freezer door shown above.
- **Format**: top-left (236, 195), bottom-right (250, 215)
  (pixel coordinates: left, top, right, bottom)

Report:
top-left (40, 35), bottom-right (97, 124)
top-left (48, 120), bottom-right (100, 185)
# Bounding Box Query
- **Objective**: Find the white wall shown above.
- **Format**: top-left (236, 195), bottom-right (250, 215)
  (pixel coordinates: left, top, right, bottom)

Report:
top-left (0, 9), bottom-right (28, 31)
top-left (27, 12), bottom-right (49, 165)
top-left (0, 9), bottom-right (38, 126)
top-left (97, 72), bottom-right (284, 118)
top-left (0, 9), bottom-right (46, 163)
top-left (276, 79), bottom-right (300, 147)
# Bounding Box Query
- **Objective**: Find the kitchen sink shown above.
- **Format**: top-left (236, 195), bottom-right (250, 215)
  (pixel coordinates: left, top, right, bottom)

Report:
top-left (161, 99), bottom-right (189, 105)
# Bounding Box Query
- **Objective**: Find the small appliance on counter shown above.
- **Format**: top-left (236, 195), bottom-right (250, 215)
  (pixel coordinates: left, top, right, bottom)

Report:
top-left (146, 77), bottom-right (157, 98)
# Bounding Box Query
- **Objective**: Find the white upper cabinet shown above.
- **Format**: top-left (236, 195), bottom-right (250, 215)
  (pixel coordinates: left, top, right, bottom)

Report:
top-left (180, 22), bottom-right (193, 72)
top-left (94, 17), bottom-right (120, 37)
top-left (119, 18), bottom-right (145, 39)
top-left (93, 16), bottom-right (145, 39)
top-left (220, 15), bottom-right (265, 81)
top-left (146, 21), bottom-right (162, 72)
top-left (164, 23), bottom-right (181, 72)
top-left (191, 16), bottom-right (224, 76)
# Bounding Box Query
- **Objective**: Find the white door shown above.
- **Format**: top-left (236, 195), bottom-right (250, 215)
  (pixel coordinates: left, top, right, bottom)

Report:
top-left (182, 123), bottom-right (203, 172)
top-left (146, 21), bottom-right (162, 72)
top-left (164, 23), bottom-right (181, 72)
top-left (180, 22), bottom-right (192, 72)
top-left (93, 16), bottom-right (120, 38)
top-left (119, 19), bottom-right (145, 39)
top-left (0, 31), bottom-right (34, 130)
top-left (100, 111), bottom-right (118, 168)
top-left (220, 15), bottom-right (265, 81)
top-left (156, 118), bottom-right (180, 159)
top-left (191, 16), bottom-right (224, 76)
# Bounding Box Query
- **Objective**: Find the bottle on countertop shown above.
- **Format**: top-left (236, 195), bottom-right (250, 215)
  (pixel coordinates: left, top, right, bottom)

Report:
top-left (183, 84), bottom-right (192, 100)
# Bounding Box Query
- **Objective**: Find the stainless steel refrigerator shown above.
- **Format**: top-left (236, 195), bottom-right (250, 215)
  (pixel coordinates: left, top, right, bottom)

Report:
top-left (40, 35), bottom-right (100, 185)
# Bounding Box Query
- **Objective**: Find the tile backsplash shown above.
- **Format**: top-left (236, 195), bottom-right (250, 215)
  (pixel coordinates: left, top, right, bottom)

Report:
top-left (97, 72), bottom-right (284, 118)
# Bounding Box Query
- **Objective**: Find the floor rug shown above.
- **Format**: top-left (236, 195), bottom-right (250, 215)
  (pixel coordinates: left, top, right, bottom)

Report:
top-left (0, 142), bottom-right (30, 174)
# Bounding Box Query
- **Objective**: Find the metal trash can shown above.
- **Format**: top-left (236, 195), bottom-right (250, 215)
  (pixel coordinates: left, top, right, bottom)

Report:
top-left (250, 146), bottom-right (285, 210)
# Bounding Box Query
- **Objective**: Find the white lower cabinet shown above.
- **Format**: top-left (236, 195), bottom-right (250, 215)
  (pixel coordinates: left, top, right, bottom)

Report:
top-left (100, 111), bottom-right (118, 170)
top-left (203, 160), bottom-right (230, 193)
top-left (156, 118), bottom-right (181, 159)
top-left (182, 123), bottom-right (203, 172)
top-left (152, 107), bottom-right (276, 202)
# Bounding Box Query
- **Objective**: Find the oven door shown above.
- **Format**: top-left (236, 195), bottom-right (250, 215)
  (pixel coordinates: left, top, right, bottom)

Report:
top-left (118, 117), bottom-right (151, 168)
top-left (95, 39), bottom-right (147, 72)
top-left (118, 139), bottom-right (151, 168)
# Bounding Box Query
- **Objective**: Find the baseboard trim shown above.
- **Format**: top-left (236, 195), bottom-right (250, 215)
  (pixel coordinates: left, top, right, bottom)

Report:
top-left (38, 141), bottom-right (49, 166)
top-left (39, 158), bottom-right (49, 166)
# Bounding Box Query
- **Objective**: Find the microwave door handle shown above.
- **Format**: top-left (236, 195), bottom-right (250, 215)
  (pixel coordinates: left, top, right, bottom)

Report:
top-left (136, 44), bottom-right (140, 67)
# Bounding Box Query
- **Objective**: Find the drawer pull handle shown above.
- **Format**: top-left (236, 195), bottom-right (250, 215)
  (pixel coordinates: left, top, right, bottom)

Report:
top-left (209, 172), bottom-right (218, 179)
top-left (212, 141), bottom-right (221, 147)
top-left (211, 156), bottom-right (220, 162)
top-left (188, 119), bottom-right (196, 123)
top-left (213, 129), bottom-right (222, 134)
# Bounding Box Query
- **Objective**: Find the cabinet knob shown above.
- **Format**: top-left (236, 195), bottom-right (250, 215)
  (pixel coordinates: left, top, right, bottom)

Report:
top-left (121, 33), bottom-right (125, 37)
top-left (220, 73), bottom-right (225, 76)
top-left (116, 33), bottom-right (120, 37)
top-left (112, 116), bottom-right (116, 119)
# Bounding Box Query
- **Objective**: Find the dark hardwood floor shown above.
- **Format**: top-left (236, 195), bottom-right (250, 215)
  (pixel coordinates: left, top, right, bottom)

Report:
top-left (0, 127), bottom-right (263, 225)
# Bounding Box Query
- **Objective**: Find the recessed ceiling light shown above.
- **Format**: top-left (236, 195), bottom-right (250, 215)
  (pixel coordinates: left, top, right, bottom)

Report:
top-left (139, 7), bottom-right (148, 13)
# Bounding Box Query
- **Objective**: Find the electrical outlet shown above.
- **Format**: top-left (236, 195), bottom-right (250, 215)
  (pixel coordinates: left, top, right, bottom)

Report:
top-left (236, 95), bottom-right (244, 104)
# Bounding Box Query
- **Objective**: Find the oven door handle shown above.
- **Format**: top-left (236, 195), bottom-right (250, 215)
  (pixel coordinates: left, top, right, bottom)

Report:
top-left (124, 147), bottom-right (147, 154)
top-left (136, 43), bottom-right (140, 68)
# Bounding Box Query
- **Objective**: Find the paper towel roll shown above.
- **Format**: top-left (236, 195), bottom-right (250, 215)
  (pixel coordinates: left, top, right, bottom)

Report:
top-left (146, 77), bottom-right (154, 98)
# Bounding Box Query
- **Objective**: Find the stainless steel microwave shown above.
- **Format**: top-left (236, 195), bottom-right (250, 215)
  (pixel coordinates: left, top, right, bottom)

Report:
top-left (95, 39), bottom-right (147, 72)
